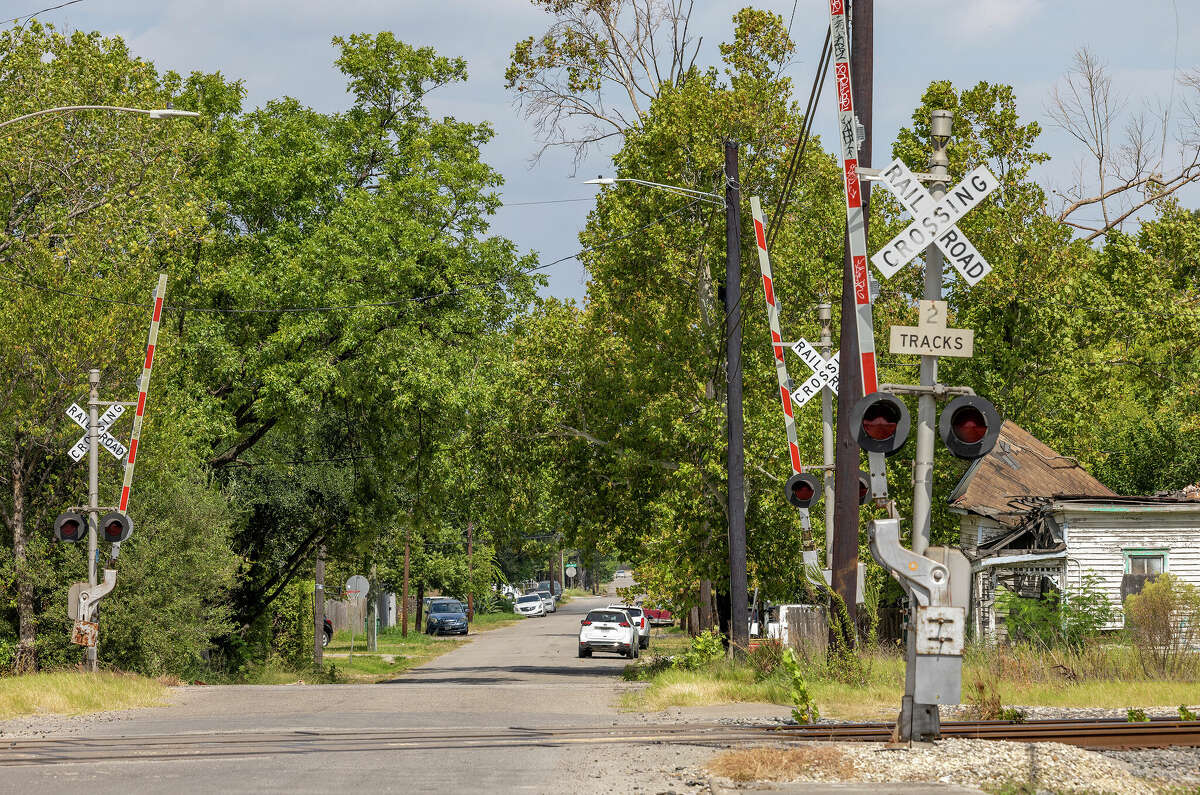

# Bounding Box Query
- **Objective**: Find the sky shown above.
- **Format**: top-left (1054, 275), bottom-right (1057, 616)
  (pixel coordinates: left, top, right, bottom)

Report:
top-left (21, 0), bottom-right (1199, 302)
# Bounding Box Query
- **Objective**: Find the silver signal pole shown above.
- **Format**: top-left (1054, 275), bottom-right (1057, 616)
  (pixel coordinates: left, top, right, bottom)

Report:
top-left (910, 110), bottom-right (952, 555)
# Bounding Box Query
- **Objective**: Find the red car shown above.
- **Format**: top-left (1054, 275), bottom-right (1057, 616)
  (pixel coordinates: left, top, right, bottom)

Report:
top-left (642, 606), bottom-right (674, 627)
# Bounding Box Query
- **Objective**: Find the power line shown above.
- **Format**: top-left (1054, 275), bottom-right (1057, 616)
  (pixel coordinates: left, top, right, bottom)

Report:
top-left (7, 0), bottom-right (85, 25)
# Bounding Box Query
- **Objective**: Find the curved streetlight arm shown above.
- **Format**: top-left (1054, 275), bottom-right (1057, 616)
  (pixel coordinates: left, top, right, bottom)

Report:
top-left (0, 105), bottom-right (200, 131)
top-left (585, 176), bottom-right (724, 207)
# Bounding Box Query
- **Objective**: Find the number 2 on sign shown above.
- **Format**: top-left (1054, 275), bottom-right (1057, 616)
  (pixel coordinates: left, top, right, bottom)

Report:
top-left (925, 302), bottom-right (940, 326)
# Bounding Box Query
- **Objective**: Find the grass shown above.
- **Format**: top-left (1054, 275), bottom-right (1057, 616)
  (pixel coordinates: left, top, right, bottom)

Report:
top-left (624, 638), bottom-right (1200, 720)
top-left (0, 671), bottom-right (167, 720)
top-left (248, 610), bottom-right (524, 684)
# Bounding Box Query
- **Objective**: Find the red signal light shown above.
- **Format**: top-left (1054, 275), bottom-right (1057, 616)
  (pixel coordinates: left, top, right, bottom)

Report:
top-left (784, 473), bottom-right (822, 509)
top-left (939, 395), bottom-right (1001, 459)
top-left (850, 392), bottom-right (911, 456)
top-left (53, 512), bottom-right (86, 543)
top-left (98, 511), bottom-right (133, 543)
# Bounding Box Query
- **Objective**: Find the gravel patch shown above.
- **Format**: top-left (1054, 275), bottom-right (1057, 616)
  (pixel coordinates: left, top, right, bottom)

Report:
top-left (708, 738), bottom-right (1153, 794)
top-left (1099, 747), bottom-right (1200, 787)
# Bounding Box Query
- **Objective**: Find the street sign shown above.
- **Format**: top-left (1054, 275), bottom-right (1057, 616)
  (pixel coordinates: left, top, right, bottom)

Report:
top-left (71, 619), bottom-right (99, 647)
top-left (871, 158), bottom-right (998, 285)
top-left (889, 300), bottom-right (974, 358)
top-left (789, 339), bottom-right (839, 408)
top-left (65, 402), bottom-right (128, 462)
top-left (345, 574), bottom-right (370, 599)
top-left (565, 565), bottom-right (577, 578)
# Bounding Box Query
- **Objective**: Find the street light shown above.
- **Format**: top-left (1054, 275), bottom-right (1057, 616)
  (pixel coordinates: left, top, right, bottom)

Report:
top-left (0, 104), bottom-right (200, 131)
top-left (584, 176), bottom-right (724, 207)
top-left (585, 143), bottom-right (750, 651)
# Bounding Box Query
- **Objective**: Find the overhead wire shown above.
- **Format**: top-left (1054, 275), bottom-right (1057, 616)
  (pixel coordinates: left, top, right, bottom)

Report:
top-left (7, 0), bottom-right (85, 25)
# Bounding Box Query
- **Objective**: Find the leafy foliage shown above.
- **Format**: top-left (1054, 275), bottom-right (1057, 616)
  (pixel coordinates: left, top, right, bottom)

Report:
top-left (997, 575), bottom-right (1115, 651)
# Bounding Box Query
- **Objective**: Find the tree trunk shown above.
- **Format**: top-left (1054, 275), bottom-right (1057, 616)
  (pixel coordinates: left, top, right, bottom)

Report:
top-left (10, 450), bottom-right (36, 673)
top-left (414, 583), bottom-right (424, 633)
top-left (698, 579), bottom-right (713, 632)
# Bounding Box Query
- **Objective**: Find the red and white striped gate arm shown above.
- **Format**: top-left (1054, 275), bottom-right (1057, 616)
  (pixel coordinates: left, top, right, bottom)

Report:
top-left (749, 196), bottom-right (803, 477)
top-left (826, 0), bottom-right (878, 397)
top-left (118, 273), bottom-right (167, 514)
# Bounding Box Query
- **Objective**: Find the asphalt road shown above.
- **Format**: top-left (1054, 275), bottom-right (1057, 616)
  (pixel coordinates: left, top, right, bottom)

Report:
top-left (0, 593), bottom-right (664, 794)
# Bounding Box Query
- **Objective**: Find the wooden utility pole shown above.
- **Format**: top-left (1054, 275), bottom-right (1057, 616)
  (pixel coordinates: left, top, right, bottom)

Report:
top-left (466, 519), bottom-right (475, 621)
top-left (724, 139), bottom-right (749, 652)
top-left (831, 0), bottom-right (873, 644)
top-left (401, 526), bottom-right (410, 638)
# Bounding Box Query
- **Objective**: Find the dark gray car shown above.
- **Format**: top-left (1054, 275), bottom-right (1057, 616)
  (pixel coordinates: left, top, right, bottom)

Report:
top-left (426, 601), bottom-right (469, 635)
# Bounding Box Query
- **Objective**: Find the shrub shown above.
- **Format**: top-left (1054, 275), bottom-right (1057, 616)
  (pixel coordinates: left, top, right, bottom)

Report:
top-left (997, 574), bottom-right (1115, 651)
top-left (1124, 573), bottom-right (1200, 678)
top-left (748, 640), bottom-right (784, 681)
top-left (675, 629), bottom-right (725, 671)
top-left (781, 648), bottom-right (819, 724)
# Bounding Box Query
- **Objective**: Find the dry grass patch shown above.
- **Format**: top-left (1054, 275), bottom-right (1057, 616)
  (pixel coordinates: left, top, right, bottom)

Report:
top-left (0, 671), bottom-right (166, 720)
top-left (707, 745), bottom-right (855, 782)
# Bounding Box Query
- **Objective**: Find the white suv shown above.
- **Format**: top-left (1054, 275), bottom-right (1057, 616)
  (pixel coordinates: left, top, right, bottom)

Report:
top-left (578, 608), bottom-right (638, 658)
top-left (609, 603), bottom-right (649, 649)
top-left (514, 593), bottom-right (546, 617)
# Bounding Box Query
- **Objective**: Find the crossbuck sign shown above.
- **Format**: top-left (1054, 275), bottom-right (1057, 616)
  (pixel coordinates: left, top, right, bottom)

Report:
top-left (789, 339), bottom-right (839, 408)
top-left (66, 403), bottom-right (128, 462)
top-left (870, 158), bottom-right (999, 286)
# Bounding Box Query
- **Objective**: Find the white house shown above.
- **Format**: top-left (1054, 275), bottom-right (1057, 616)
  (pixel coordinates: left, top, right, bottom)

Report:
top-left (948, 421), bottom-right (1200, 636)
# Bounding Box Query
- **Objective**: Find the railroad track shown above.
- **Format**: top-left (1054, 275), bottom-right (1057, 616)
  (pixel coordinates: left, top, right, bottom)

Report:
top-left (2, 718), bottom-right (1197, 767)
top-left (773, 717), bottom-right (1200, 750)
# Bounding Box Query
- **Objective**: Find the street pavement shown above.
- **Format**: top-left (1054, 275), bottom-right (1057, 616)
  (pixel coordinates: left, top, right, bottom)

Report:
top-left (0, 594), bottom-right (656, 794)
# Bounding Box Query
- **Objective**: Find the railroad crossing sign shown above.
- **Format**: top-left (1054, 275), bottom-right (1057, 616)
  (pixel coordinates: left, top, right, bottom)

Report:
top-left (889, 300), bottom-right (974, 358)
top-left (789, 339), bottom-right (839, 408)
top-left (871, 157), bottom-right (999, 285)
top-left (65, 403), bottom-right (128, 462)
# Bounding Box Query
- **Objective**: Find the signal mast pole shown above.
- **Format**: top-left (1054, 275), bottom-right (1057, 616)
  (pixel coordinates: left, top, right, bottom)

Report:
top-left (831, 0), bottom-right (873, 639)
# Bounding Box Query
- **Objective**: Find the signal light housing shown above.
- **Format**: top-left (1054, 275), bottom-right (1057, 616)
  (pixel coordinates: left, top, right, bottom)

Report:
top-left (53, 511), bottom-right (86, 543)
top-left (99, 511), bottom-right (133, 543)
top-left (784, 472), bottom-right (822, 509)
top-left (939, 395), bottom-right (1001, 459)
top-left (850, 392), bottom-right (911, 456)
top-left (857, 470), bottom-right (872, 506)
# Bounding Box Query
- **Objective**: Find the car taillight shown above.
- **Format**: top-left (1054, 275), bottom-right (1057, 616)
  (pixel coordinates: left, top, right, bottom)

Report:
top-left (581, 620), bottom-right (591, 626)
top-left (619, 621), bottom-right (630, 627)
top-left (640, 617), bottom-right (645, 628)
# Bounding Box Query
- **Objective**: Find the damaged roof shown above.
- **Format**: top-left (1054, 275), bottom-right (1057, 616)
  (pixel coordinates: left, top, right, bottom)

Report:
top-left (948, 420), bottom-right (1115, 526)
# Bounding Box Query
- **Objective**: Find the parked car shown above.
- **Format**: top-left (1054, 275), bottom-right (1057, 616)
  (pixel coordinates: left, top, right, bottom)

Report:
top-left (536, 579), bottom-right (563, 597)
top-left (426, 601), bottom-right (469, 636)
top-left (642, 605), bottom-right (674, 627)
top-left (514, 593), bottom-right (546, 618)
top-left (613, 569), bottom-right (629, 579)
top-left (535, 589), bottom-right (557, 613)
top-left (578, 608), bottom-right (638, 658)
top-left (322, 618), bottom-right (333, 648)
top-left (608, 603), bottom-right (649, 649)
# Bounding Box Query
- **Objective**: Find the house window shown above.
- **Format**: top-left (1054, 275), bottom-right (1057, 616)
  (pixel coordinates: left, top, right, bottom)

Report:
top-left (1127, 554), bottom-right (1164, 576)
top-left (1125, 551), bottom-right (1167, 575)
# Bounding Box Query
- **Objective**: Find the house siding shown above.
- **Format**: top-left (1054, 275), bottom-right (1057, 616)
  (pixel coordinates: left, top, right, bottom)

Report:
top-left (958, 514), bottom-right (1010, 555)
top-left (1059, 505), bottom-right (1200, 628)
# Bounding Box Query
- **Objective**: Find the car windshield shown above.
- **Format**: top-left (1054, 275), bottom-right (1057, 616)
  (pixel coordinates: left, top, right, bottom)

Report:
top-left (536, 591), bottom-right (551, 598)
top-left (609, 605), bottom-right (642, 617)
top-left (586, 611), bottom-right (626, 623)
top-left (431, 604), bottom-right (461, 615)
top-left (517, 595), bottom-right (540, 604)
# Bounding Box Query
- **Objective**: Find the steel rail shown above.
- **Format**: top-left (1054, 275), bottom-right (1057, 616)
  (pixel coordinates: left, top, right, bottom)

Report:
top-left (2, 719), bottom-right (1197, 767)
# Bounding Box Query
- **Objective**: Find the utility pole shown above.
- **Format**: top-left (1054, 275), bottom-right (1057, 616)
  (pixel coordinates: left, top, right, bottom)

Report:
top-left (466, 519), bottom-right (474, 621)
top-left (832, 0), bottom-right (873, 641)
top-left (910, 110), bottom-right (952, 556)
top-left (819, 304), bottom-right (835, 569)
top-left (314, 545), bottom-right (325, 667)
top-left (86, 368), bottom-right (100, 673)
top-left (401, 525), bottom-right (410, 638)
top-left (724, 139), bottom-right (749, 652)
